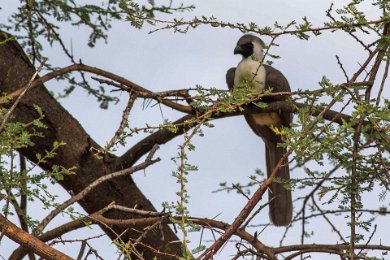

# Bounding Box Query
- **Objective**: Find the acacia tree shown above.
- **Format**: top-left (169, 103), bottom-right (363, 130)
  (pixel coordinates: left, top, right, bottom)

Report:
top-left (0, 1), bottom-right (389, 259)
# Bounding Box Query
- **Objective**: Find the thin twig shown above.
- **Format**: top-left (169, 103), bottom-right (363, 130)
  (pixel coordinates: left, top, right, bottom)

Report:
top-left (376, 59), bottom-right (389, 106)
top-left (105, 92), bottom-right (137, 151)
top-left (0, 58), bottom-right (47, 133)
top-left (311, 197), bottom-right (347, 243)
top-left (336, 55), bottom-right (350, 82)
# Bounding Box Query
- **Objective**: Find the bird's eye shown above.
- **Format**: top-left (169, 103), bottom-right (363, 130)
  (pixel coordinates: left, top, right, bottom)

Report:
top-left (244, 43), bottom-right (252, 48)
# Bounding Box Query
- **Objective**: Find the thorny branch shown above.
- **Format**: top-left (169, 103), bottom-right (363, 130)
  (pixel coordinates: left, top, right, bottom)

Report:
top-left (145, 12), bottom-right (390, 36)
top-left (104, 91), bottom-right (137, 151)
top-left (33, 146), bottom-right (160, 235)
top-left (1, 63), bottom-right (371, 129)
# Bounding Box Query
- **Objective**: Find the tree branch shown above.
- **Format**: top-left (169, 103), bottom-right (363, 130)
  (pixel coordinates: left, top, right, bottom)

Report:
top-left (0, 214), bottom-right (72, 260)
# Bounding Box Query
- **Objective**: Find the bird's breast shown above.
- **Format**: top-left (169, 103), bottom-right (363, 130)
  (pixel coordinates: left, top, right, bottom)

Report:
top-left (234, 59), bottom-right (281, 127)
top-left (234, 59), bottom-right (266, 91)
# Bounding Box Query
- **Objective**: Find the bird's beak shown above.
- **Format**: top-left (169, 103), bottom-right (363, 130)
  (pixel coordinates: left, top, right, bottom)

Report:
top-left (234, 45), bottom-right (242, 55)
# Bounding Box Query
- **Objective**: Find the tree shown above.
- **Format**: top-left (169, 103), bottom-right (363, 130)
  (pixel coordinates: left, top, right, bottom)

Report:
top-left (0, 1), bottom-right (389, 259)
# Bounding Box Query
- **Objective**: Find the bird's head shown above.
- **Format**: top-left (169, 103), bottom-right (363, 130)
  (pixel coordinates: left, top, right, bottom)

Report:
top-left (233, 34), bottom-right (265, 61)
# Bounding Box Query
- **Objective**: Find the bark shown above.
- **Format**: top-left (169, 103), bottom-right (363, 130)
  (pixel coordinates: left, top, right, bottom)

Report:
top-left (0, 214), bottom-right (72, 260)
top-left (0, 32), bottom-right (181, 258)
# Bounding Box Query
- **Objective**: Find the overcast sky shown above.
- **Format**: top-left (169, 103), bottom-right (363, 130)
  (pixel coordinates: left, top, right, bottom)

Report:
top-left (1, 1), bottom-right (389, 259)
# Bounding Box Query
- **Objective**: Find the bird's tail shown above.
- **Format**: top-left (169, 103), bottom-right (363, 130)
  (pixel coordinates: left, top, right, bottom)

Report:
top-left (265, 144), bottom-right (292, 226)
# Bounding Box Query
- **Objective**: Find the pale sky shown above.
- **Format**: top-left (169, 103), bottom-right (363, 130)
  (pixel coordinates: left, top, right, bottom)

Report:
top-left (0, 1), bottom-right (389, 259)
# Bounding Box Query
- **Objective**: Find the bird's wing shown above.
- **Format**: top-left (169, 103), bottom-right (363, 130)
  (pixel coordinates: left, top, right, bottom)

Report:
top-left (226, 66), bottom-right (292, 226)
top-left (226, 67), bottom-right (236, 91)
top-left (263, 64), bottom-right (292, 127)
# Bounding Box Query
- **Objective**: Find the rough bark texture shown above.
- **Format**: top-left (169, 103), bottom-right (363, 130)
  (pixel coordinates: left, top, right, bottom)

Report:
top-left (0, 32), bottom-right (181, 258)
top-left (0, 214), bottom-right (72, 260)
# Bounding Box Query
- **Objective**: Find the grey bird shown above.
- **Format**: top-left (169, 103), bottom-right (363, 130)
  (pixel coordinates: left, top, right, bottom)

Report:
top-left (226, 34), bottom-right (292, 226)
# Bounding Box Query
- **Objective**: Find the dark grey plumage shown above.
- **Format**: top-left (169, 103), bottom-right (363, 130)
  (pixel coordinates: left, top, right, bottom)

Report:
top-left (227, 34), bottom-right (292, 226)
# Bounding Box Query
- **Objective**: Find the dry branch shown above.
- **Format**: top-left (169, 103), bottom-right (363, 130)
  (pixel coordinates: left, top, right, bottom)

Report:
top-left (0, 214), bottom-right (72, 260)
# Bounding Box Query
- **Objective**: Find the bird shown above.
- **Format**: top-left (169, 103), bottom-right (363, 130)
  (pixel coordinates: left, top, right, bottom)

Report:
top-left (226, 34), bottom-right (292, 226)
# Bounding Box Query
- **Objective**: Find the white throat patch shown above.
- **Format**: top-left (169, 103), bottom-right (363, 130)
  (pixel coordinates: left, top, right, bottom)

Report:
top-left (234, 57), bottom-right (266, 91)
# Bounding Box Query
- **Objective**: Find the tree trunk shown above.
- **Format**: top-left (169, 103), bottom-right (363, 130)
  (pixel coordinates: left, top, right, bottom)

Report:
top-left (0, 32), bottom-right (181, 258)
